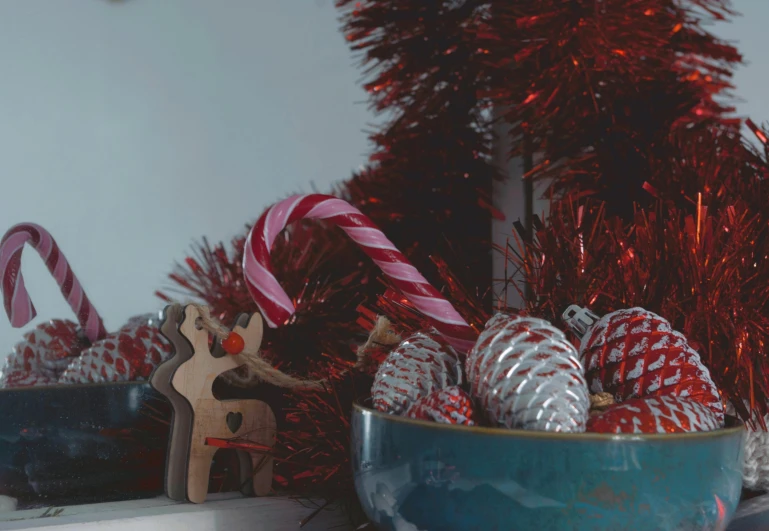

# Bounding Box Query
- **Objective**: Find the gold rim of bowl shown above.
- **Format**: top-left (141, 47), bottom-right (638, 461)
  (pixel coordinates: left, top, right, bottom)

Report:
top-left (353, 401), bottom-right (745, 441)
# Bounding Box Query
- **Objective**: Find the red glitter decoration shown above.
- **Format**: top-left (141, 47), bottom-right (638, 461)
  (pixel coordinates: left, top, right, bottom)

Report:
top-left (587, 395), bottom-right (722, 434)
top-left (571, 306), bottom-right (723, 422)
top-left (406, 386), bottom-right (475, 426)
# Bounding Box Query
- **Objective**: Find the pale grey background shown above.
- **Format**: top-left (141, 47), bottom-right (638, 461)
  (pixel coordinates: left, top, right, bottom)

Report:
top-left (0, 0), bottom-right (373, 356)
top-left (0, 0), bottom-right (765, 357)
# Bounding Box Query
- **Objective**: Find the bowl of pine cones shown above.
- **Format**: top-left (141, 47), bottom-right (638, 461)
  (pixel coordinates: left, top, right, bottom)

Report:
top-left (352, 307), bottom-right (745, 531)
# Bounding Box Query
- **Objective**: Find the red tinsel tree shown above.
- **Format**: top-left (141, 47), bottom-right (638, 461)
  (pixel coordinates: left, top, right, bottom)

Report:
top-left (480, 0), bottom-right (769, 421)
top-left (478, 0), bottom-right (742, 216)
top-left (337, 0), bottom-right (499, 299)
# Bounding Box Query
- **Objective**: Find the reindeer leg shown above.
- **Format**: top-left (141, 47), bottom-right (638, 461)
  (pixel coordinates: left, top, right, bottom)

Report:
top-left (236, 450), bottom-right (255, 496)
top-left (186, 424), bottom-right (218, 504)
top-left (250, 452), bottom-right (273, 496)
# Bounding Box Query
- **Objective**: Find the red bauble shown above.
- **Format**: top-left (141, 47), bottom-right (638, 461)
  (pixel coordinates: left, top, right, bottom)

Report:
top-left (371, 330), bottom-right (462, 415)
top-left (571, 307), bottom-right (723, 422)
top-left (587, 395), bottom-right (722, 434)
top-left (59, 314), bottom-right (171, 384)
top-left (0, 319), bottom-right (86, 388)
top-left (221, 332), bottom-right (245, 355)
top-left (406, 386), bottom-right (475, 426)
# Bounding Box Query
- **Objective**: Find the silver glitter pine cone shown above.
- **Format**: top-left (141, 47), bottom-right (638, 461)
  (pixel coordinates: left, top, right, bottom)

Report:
top-left (371, 330), bottom-right (462, 415)
top-left (466, 313), bottom-right (590, 432)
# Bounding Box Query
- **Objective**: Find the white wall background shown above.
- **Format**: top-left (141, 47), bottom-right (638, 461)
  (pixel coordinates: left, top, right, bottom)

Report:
top-left (0, 0), bottom-right (373, 356)
top-left (0, 0), bottom-right (766, 357)
top-left (715, 1), bottom-right (769, 127)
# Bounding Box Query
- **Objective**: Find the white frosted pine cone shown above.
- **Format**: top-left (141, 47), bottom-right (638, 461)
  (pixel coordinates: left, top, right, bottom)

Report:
top-left (371, 330), bottom-right (462, 415)
top-left (466, 313), bottom-right (590, 432)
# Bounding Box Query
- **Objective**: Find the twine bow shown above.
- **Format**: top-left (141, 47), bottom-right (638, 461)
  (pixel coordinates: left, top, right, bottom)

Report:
top-left (355, 315), bottom-right (402, 371)
top-left (589, 392), bottom-right (615, 416)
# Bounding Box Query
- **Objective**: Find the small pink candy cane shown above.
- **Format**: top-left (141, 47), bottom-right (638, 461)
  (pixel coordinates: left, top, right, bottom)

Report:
top-left (0, 223), bottom-right (107, 343)
top-left (243, 194), bottom-right (477, 353)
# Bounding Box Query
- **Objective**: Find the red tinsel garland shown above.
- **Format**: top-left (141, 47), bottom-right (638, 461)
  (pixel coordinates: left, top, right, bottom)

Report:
top-left (477, 0), bottom-right (769, 423)
top-left (336, 0), bottom-right (499, 299)
top-left (506, 165), bottom-right (769, 421)
top-left (476, 0), bottom-right (742, 216)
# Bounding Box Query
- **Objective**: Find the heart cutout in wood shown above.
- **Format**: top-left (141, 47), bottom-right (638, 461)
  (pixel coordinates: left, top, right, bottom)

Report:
top-left (226, 412), bottom-right (243, 433)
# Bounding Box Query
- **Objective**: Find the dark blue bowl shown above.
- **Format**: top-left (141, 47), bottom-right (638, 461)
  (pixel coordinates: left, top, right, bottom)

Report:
top-left (352, 402), bottom-right (745, 531)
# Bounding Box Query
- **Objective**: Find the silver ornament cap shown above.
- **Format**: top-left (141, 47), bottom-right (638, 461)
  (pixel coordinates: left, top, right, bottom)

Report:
top-left (562, 304), bottom-right (600, 339)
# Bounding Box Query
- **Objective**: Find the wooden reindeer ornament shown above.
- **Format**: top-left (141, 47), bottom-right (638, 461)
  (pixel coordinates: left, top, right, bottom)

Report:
top-left (152, 304), bottom-right (276, 504)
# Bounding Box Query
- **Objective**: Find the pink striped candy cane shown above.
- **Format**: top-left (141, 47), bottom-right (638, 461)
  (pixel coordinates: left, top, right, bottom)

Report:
top-left (0, 223), bottom-right (107, 343)
top-left (243, 194), bottom-right (477, 353)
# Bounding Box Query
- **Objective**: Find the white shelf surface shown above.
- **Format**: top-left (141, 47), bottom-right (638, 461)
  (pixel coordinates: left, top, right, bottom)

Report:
top-left (0, 493), bottom-right (354, 531)
top-left (2, 490), bottom-right (768, 530)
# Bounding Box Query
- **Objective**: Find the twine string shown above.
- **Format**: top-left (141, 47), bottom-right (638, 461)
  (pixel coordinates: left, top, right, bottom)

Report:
top-left (190, 303), bottom-right (323, 390)
top-left (355, 316), bottom-right (402, 370)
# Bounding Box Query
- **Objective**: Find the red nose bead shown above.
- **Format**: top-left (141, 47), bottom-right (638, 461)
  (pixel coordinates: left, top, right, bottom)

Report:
top-left (221, 332), bottom-right (245, 355)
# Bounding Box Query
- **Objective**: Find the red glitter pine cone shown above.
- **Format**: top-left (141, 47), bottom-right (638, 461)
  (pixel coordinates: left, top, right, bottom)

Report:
top-left (59, 313), bottom-right (171, 384)
top-left (0, 319), bottom-right (86, 388)
top-left (564, 306), bottom-right (723, 424)
top-left (587, 395), bottom-right (722, 434)
top-left (405, 386), bottom-right (475, 426)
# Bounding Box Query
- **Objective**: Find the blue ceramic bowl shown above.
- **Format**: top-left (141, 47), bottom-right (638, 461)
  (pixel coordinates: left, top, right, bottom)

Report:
top-left (352, 402), bottom-right (745, 531)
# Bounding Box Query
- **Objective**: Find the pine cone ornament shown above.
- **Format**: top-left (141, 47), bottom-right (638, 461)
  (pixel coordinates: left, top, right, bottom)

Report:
top-left (0, 319), bottom-right (87, 388)
top-left (59, 313), bottom-right (171, 384)
top-left (371, 330), bottom-right (462, 415)
top-left (406, 386), bottom-right (475, 426)
top-left (587, 395), bottom-right (722, 434)
top-left (563, 305), bottom-right (723, 423)
top-left (1, 370), bottom-right (57, 387)
top-left (725, 401), bottom-right (769, 491)
top-left (466, 313), bottom-right (590, 432)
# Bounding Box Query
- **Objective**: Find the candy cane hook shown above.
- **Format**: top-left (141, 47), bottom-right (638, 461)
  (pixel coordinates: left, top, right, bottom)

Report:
top-left (242, 194), bottom-right (477, 353)
top-left (0, 223), bottom-right (107, 342)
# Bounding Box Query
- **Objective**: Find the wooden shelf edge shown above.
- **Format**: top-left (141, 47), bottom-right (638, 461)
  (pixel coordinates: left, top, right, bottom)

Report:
top-left (0, 493), bottom-right (353, 531)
